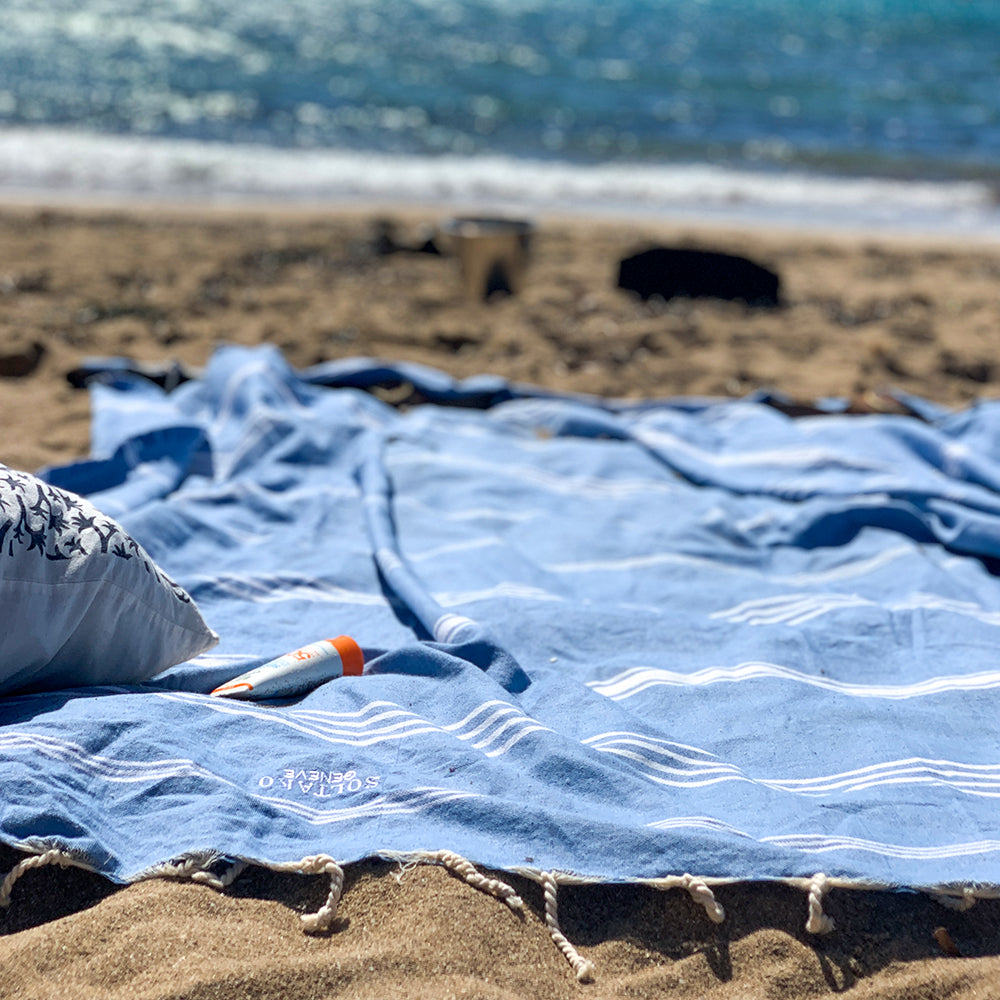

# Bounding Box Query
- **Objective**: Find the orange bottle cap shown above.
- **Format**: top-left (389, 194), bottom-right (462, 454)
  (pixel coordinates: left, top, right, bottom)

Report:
top-left (329, 635), bottom-right (364, 676)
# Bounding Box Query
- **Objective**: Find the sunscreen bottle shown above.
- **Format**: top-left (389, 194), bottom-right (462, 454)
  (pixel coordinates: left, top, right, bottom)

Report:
top-left (210, 636), bottom-right (364, 700)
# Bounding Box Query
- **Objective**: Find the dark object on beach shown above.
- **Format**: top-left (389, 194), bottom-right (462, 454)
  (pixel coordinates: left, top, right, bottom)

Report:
top-left (0, 270), bottom-right (50, 295)
top-left (760, 389), bottom-right (927, 420)
top-left (372, 218), bottom-right (398, 256)
top-left (617, 246), bottom-right (782, 307)
top-left (0, 339), bottom-right (45, 378)
top-left (933, 926), bottom-right (961, 957)
top-left (438, 217), bottom-right (534, 301)
top-left (66, 358), bottom-right (200, 391)
top-left (372, 218), bottom-right (442, 256)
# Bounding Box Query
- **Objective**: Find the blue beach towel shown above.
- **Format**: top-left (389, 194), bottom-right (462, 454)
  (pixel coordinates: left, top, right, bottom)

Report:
top-left (3, 344), bottom-right (1000, 938)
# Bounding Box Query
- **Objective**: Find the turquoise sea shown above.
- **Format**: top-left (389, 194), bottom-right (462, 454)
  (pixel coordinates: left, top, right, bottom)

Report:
top-left (0, 0), bottom-right (998, 232)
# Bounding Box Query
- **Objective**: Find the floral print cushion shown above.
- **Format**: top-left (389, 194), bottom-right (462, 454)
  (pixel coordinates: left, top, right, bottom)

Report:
top-left (0, 465), bottom-right (217, 695)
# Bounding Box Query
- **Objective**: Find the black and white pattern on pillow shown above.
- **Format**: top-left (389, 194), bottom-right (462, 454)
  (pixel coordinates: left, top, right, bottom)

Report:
top-left (0, 464), bottom-right (218, 695)
top-left (0, 466), bottom-right (189, 599)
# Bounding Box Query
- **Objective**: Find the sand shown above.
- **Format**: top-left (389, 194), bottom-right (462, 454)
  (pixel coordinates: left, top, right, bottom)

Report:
top-left (3, 202), bottom-right (1000, 472)
top-left (2, 202), bottom-right (1000, 998)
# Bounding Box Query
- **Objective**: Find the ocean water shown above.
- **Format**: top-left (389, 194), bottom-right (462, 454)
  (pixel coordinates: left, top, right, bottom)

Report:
top-left (0, 0), bottom-right (998, 233)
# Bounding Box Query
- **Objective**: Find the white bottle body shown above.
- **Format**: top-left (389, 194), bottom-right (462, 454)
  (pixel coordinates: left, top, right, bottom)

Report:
top-left (210, 636), bottom-right (363, 699)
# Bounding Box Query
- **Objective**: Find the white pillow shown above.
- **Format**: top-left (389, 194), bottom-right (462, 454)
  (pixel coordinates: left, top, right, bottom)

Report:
top-left (0, 465), bottom-right (218, 695)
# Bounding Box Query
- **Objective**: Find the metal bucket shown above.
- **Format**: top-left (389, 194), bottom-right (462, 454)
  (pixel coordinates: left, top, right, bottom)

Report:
top-left (438, 217), bottom-right (534, 301)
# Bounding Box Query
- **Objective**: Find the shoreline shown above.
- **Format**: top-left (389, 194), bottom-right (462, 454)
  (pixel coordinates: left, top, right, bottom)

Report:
top-left (0, 125), bottom-right (997, 242)
top-left (1, 184), bottom-right (999, 247)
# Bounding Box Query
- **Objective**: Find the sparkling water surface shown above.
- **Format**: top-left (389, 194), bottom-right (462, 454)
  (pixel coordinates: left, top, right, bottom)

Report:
top-left (0, 0), bottom-right (998, 231)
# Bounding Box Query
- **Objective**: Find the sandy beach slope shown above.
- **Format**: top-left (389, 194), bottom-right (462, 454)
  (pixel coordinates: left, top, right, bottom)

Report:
top-left (2, 202), bottom-right (1000, 472)
top-left (2, 203), bottom-right (1000, 998)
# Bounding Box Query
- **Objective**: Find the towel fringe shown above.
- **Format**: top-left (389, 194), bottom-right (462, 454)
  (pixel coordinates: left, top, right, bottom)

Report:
top-left (386, 849), bottom-right (524, 912)
top-left (138, 851), bottom-right (341, 932)
top-left (261, 855), bottom-right (345, 933)
top-left (191, 859), bottom-right (249, 890)
top-left (13, 846), bottom-right (1000, 959)
top-left (136, 850), bottom-right (225, 883)
top-left (677, 873), bottom-right (726, 924)
top-left (0, 848), bottom-right (94, 908)
top-left (540, 871), bottom-right (595, 983)
top-left (805, 872), bottom-right (835, 934)
top-left (389, 856), bottom-right (422, 884)
top-left (641, 873), bottom-right (727, 923)
top-left (931, 887), bottom-right (978, 912)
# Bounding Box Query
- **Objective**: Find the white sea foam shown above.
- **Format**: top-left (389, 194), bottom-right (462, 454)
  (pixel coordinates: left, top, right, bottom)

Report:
top-left (0, 127), bottom-right (997, 237)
